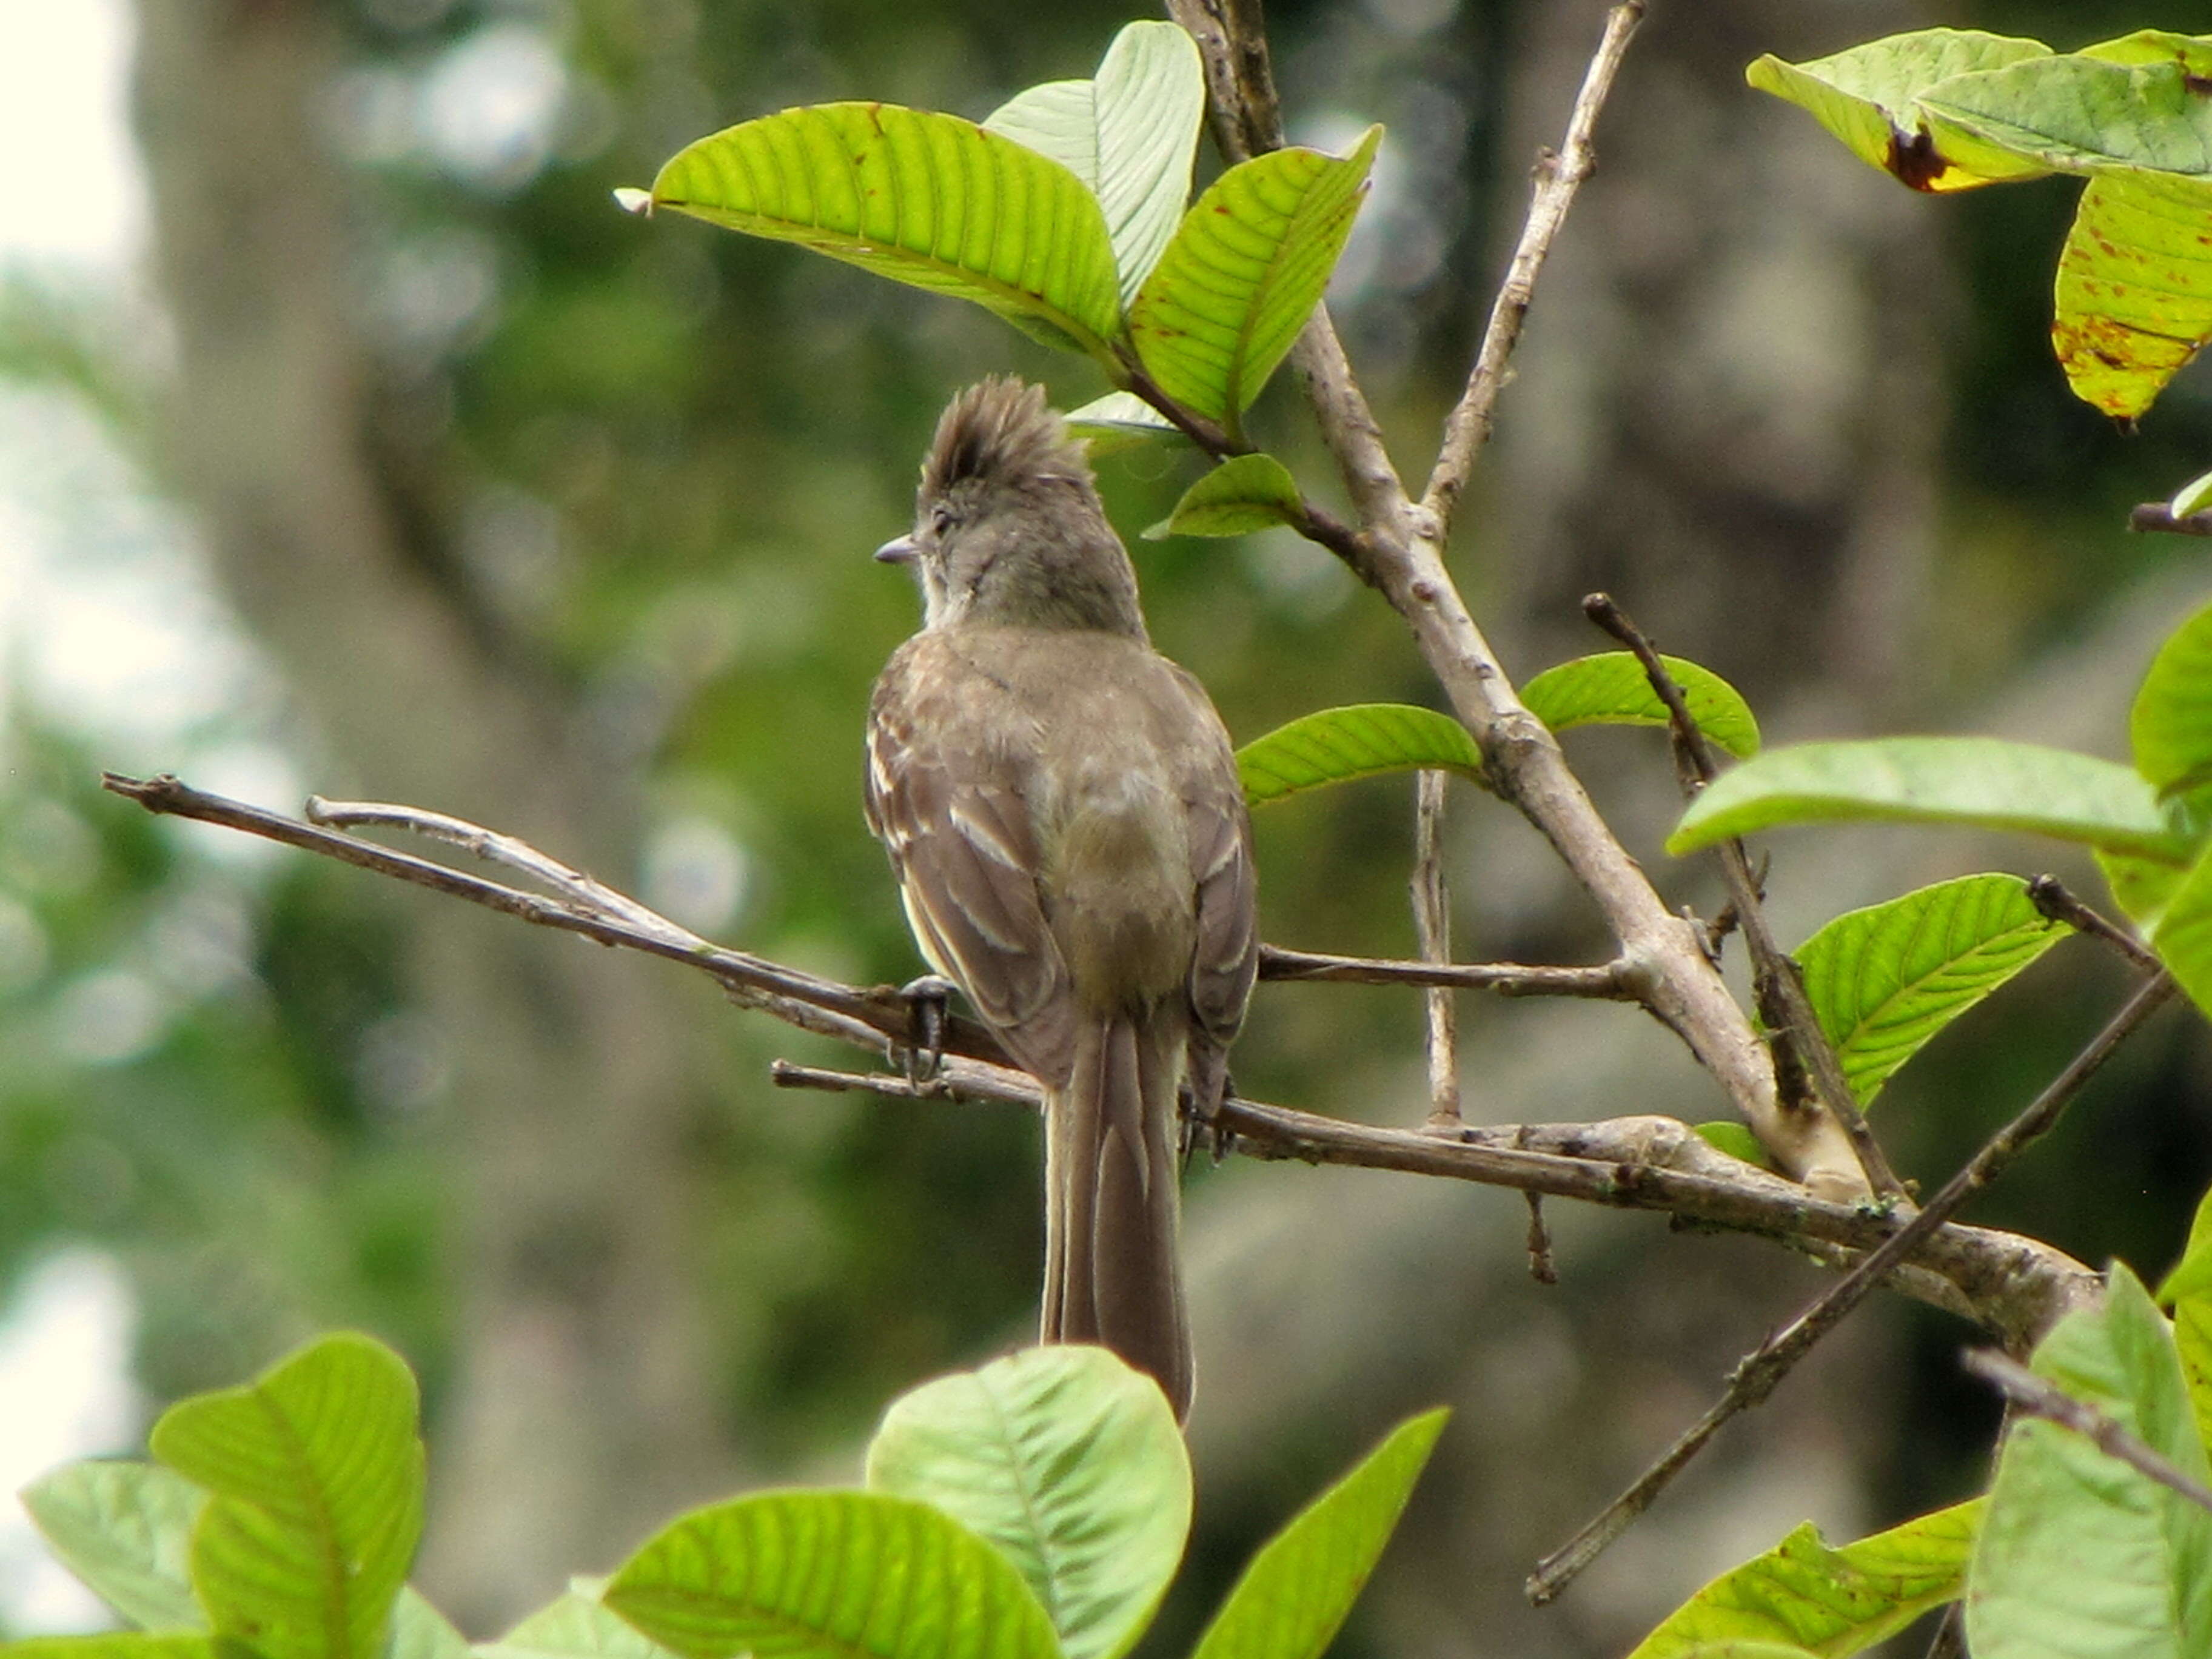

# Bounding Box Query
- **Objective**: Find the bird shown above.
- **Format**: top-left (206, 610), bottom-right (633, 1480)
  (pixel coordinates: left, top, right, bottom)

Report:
top-left (864, 378), bottom-right (1258, 1423)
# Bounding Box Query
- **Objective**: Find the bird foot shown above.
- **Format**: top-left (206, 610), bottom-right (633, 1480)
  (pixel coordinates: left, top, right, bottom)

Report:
top-left (897, 974), bottom-right (956, 1086)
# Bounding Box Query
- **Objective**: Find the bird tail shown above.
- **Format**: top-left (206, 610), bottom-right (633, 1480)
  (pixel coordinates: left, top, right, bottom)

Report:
top-left (1042, 1011), bottom-right (1193, 1423)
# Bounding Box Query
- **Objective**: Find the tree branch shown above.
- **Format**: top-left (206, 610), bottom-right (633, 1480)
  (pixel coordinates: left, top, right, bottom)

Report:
top-left (104, 771), bottom-right (2096, 1359)
top-left (1525, 969), bottom-right (2175, 1604)
top-left (1583, 592), bottom-right (1908, 1202)
top-left (1424, 1), bottom-right (1647, 531)
top-left (1962, 1346), bottom-right (2212, 1515)
top-left (1163, 0), bottom-right (1865, 1199)
top-left (1412, 769), bottom-right (1462, 1128)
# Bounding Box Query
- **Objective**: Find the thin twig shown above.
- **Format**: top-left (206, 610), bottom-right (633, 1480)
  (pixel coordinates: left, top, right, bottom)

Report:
top-left (1413, 769), bottom-right (1462, 1128)
top-left (1258, 945), bottom-right (1636, 997)
top-left (1423, 1), bottom-right (1647, 531)
top-left (106, 771), bottom-right (2100, 1350)
top-left (307, 795), bottom-right (694, 944)
top-left (1963, 1346), bottom-right (2212, 1514)
top-left (2129, 503), bottom-right (2212, 537)
top-left (1921, 1606), bottom-right (1965, 1659)
top-left (2026, 874), bottom-right (2160, 973)
top-left (1582, 593), bottom-right (1907, 1202)
top-left (1526, 970), bottom-right (2176, 1606)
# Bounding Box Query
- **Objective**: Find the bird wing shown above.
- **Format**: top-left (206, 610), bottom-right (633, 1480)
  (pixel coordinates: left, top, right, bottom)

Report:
top-left (1172, 665), bottom-right (1259, 1110)
top-left (866, 648), bottom-right (1079, 1091)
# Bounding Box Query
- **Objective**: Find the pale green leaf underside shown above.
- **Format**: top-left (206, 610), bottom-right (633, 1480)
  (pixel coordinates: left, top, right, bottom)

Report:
top-left (1520, 652), bottom-right (1760, 759)
top-left (1130, 127), bottom-right (1381, 424)
top-left (2159, 1185), bottom-right (2212, 1458)
top-left (1146, 452), bottom-right (1302, 539)
top-left (1967, 1267), bottom-right (2212, 1659)
top-left (1063, 392), bottom-right (1182, 456)
top-left (2171, 464), bottom-right (2212, 518)
top-left (149, 1331), bottom-right (425, 1659)
top-left (481, 1590), bottom-right (686, 1659)
top-left (1625, 1500), bottom-right (1980, 1659)
top-left (1188, 1410), bottom-right (1446, 1659)
top-left (2099, 846), bottom-right (2187, 927)
top-left (1666, 737), bottom-right (2192, 863)
top-left (648, 104), bottom-right (1123, 361)
top-left (2052, 172), bottom-right (2212, 419)
top-left (985, 22), bottom-right (1204, 304)
top-left (865, 1347), bottom-right (1189, 1659)
top-left (604, 1490), bottom-right (1060, 1659)
top-left (1236, 705), bottom-right (1481, 806)
top-left (392, 1590), bottom-right (469, 1659)
top-left (2151, 835), bottom-right (2212, 1022)
top-left (2133, 600), bottom-right (2212, 797)
top-left (1794, 874), bottom-right (2068, 1106)
top-left (1922, 52), bottom-right (2212, 179)
top-left (20, 1462), bottom-right (206, 1632)
top-left (1745, 29), bottom-right (2053, 192)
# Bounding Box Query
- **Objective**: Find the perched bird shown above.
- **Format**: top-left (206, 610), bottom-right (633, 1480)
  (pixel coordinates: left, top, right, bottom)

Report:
top-left (865, 378), bottom-right (1258, 1422)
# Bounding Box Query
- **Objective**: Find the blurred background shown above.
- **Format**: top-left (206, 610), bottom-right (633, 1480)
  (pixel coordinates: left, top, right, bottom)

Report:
top-left (2, 0), bottom-right (2211, 1654)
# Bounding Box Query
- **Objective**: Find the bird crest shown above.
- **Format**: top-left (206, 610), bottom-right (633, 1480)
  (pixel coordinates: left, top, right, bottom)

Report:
top-left (922, 377), bottom-right (1093, 502)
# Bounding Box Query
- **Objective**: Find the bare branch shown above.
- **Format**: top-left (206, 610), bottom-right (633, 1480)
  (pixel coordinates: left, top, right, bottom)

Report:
top-left (1413, 769), bottom-right (1462, 1128)
top-left (1258, 945), bottom-right (1637, 997)
top-left (1582, 592), bottom-right (1908, 1202)
top-left (1526, 970), bottom-right (2176, 1605)
top-left (2028, 874), bottom-right (2160, 973)
top-left (106, 771), bottom-right (2096, 1353)
top-left (1962, 1346), bottom-right (2212, 1514)
top-left (1424, 1), bottom-right (1648, 532)
top-left (306, 794), bottom-right (694, 945)
top-left (2129, 503), bottom-right (2212, 537)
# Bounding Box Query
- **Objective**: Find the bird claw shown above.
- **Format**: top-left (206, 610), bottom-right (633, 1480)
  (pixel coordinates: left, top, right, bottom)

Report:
top-left (898, 974), bottom-right (956, 1085)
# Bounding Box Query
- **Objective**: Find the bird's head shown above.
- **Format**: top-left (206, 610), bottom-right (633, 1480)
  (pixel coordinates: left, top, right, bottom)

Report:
top-left (877, 378), bottom-right (1146, 638)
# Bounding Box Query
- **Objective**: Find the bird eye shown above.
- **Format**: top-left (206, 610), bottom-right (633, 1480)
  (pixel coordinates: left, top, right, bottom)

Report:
top-left (930, 504), bottom-right (956, 537)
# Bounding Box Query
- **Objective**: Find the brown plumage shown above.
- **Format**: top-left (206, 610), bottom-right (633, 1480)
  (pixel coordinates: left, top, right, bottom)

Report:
top-left (864, 379), bottom-right (1258, 1422)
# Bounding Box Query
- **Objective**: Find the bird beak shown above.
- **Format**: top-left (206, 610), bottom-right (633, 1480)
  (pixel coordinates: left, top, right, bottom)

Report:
top-left (874, 534), bottom-right (919, 565)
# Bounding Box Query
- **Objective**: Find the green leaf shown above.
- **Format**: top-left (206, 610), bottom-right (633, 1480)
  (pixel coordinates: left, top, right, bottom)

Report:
top-left (19, 1463), bottom-right (206, 1631)
top-left (1745, 30), bottom-right (2054, 192)
top-left (391, 1592), bottom-right (469, 1659)
top-left (985, 21), bottom-right (1205, 303)
top-left (643, 105), bottom-right (1123, 363)
top-left (1520, 652), bottom-right (1760, 759)
top-left (865, 1347), bottom-right (1187, 1659)
top-left (603, 1491), bottom-right (1060, 1659)
top-left (1129, 128), bottom-right (1381, 430)
top-left (1666, 737), bottom-right (2192, 862)
top-left (2133, 602), bottom-right (2212, 800)
top-left (1236, 705), bottom-right (1482, 807)
top-left (2051, 172), bottom-right (2212, 420)
top-left (1966, 1265), bottom-right (2212, 1659)
top-left (1188, 1409), bottom-right (1446, 1659)
top-left (1691, 1122), bottom-right (1772, 1169)
top-left (1794, 875), bottom-right (2070, 1107)
top-left (2098, 847), bottom-right (2187, 928)
top-left (2077, 31), bottom-right (2212, 75)
top-left (1921, 52), bottom-right (2212, 180)
top-left (1062, 392), bottom-right (1182, 457)
top-left (1143, 453), bottom-right (1301, 540)
top-left (481, 1592), bottom-right (686, 1659)
top-left (2157, 1184), bottom-right (2212, 1459)
top-left (2150, 834), bottom-right (2212, 1021)
top-left (149, 1331), bottom-right (425, 1659)
top-left (0, 1639), bottom-right (217, 1659)
top-left (2170, 464), bottom-right (2212, 519)
top-left (1625, 1500), bottom-right (1980, 1659)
